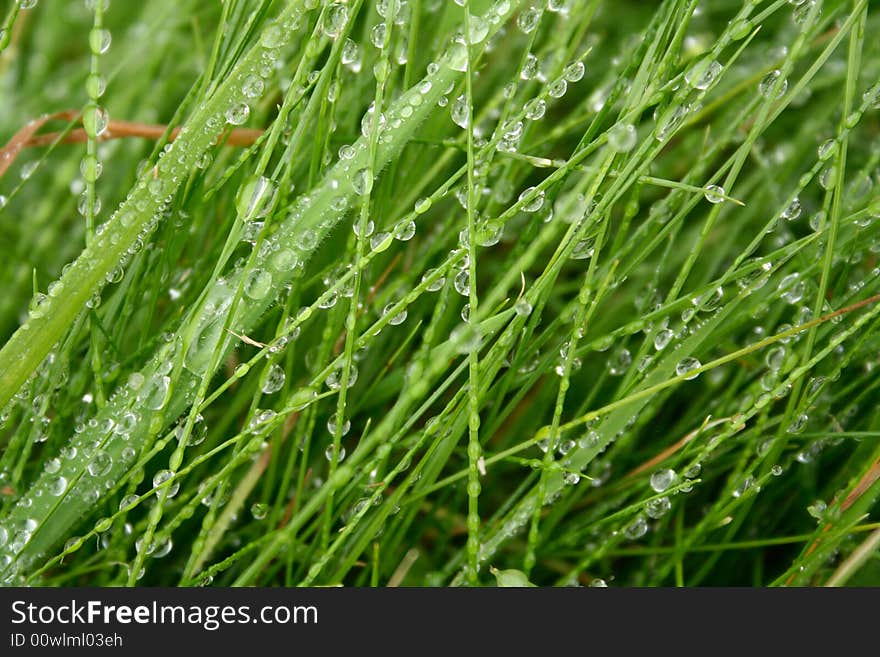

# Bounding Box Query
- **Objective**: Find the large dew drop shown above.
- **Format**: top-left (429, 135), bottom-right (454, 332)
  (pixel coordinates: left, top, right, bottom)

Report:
top-left (244, 269), bottom-right (273, 300)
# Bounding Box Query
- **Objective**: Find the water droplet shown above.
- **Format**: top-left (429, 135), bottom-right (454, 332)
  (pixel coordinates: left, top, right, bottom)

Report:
top-left (87, 452), bottom-right (112, 477)
top-left (153, 469), bottom-right (179, 497)
top-left (685, 58), bottom-right (722, 90)
top-left (787, 413), bottom-right (808, 434)
top-left (353, 168), bottom-right (374, 196)
top-left (646, 496), bottom-right (671, 519)
top-left (624, 516), bottom-right (648, 540)
top-left (520, 53), bottom-right (539, 80)
top-left (236, 175), bottom-right (277, 219)
top-left (251, 503), bottom-right (269, 520)
top-left (607, 123), bottom-right (637, 153)
top-left (225, 102), bottom-right (250, 125)
top-left (703, 184), bottom-right (725, 204)
top-left (781, 197), bottom-right (802, 221)
top-left (82, 104), bottom-right (109, 138)
top-left (326, 363), bottom-right (358, 390)
top-left (517, 6), bottom-right (541, 33)
top-left (454, 269), bottom-right (470, 296)
top-left (323, 3), bottom-right (348, 38)
top-left (451, 95), bottom-right (469, 129)
top-left (261, 363), bottom-right (286, 395)
top-left (765, 346), bottom-right (785, 371)
top-left (514, 299), bottom-right (532, 316)
top-left (524, 98), bottom-right (546, 121)
top-left (325, 444), bottom-right (347, 462)
top-left (817, 138), bottom-right (836, 161)
top-left (608, 347), bottom-right (631, 376)
top-left (759, 70), bottom-right (788, 99)
top-left (467, 14), bottom-right (489, 44)
top-left (807, 499), bottom-right (826, 520)
top-left (48, 475), bottom-right (67, 496)
top-left (653, 328), bottom-right (673, 351)
top-left (244, 269), bottom-right (272, 299)
top-left (675, 357), bottom-right (701, 379)
top-left (140, 375), bottom-right (170, 410)
top-left (370, 232), bottom-right (392, 252)
top-left (563, 61), bottom-right (585, 83)
top-left (518, 186), bottom-right (545, 212)
top-left (650, 468), bottom-right (676, 493)
top-left (89, 27), bottom-right (111, 54)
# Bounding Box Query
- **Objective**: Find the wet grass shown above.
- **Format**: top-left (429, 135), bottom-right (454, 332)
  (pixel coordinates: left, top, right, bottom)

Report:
top-left (1, 0), bottom-right (879, 587)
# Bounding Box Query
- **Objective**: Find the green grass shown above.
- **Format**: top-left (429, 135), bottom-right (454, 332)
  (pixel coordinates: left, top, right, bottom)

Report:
top-left (1, 0), bottom-right (879, 587)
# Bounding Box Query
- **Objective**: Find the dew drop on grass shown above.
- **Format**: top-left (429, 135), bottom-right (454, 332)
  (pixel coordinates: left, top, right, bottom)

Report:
top-left (514, 299), bottom-right (532, 316)
top-left (89, 28), bottom-right (111, 54)
top-left (518, 187), bottom-right (545, 212)
top-left (493, 568), bottom-right (534, 587)
top-left (655, 103), bottom-right (690, 141)
top-left (624, 516), bottom-right (648, 540)
top-left (467, 14), bottom-right (489, 44)
top-left (87, 452), bottom-right (112, 477)
top-left (251, 503), bottom-right (269, 520)
top-left (684, 58), bottom-right (722, 90)
top-left (807, 500), bottom-right (826, 520)
top-left (324, 444), bottom-right (346, 462)
top-left (454, 269), bottom-right (470, 296)
top-left (153, 469), bottom-right (179, 497)
top-left (423, 270), bottom-right (445, 291)
top-left (371, 22), bottom-right (387, 48)
top-left (451, 95), bottom-right (469, 129)
top-left (261, 364), bottom-right (286, 395)
top-left (326, 364), bottom-right (358, 390)
top-left (787, 413), bottom-right (808, 434)
top-left (140, 375), bottom-right (170, 410)
top-left (646, 496), bottom-right (671, 519)
top-left (703, 184), bottom-right (725, 204)
top-left (548, 79), bottom-right (567, 98)
top-left (119, 494), bottom-right (139, 512)
top-left (327, 416), bottom-right (351, 437)
top-left (353, 220), bottom-right (374, 237)
top-left (607, 123), bottom-right (637, 153)
top-left (394, 219), bottom-right (416, 241)
top-left (675, 357), bottom-right (701, 379)
top-left (323, 3), bottom-right (348, 38)
top-left (48, 476), bottom-right (67, 496)
top-left (563, 61), bottom-right (585, 83)
top-left (236, 175), bottom-right (276, 218)
top-left (653, 328), bottom-right (673, 351)
top-left (524, 98), bottom-right (546, 121)
top-left (517, 6), bottom-right (541, 33)
top-left (650, 468), bottom-right (676, 493)
top-left (341, 38), bottom-right (361, 68)
top-left (353, 168), bottom-right (374, 195)
top-left (244, 269), bottom-right (272, 299)
top-left (759, 70), bottom-right (788, 99)
top-left (520, 53), bottom-right (538, 80)
top-left (370, 232), bottom-right (392, 252)
top-left (225, 102), bottom-right (250, 125)
top-left (80, 155), bottom-right (102, 182)
top-left (781, 197), bottom-right (801, 221)
top-left (765, 346), bottom-right (785, 371)
top-left (82, 104), bottom-right (109, 138)
top-left (608, 347), bottom-right (631, 376)
top-left (384, 304), bottom-right (407, 325)
top-left (817, 138), bottom-right (837, 161)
